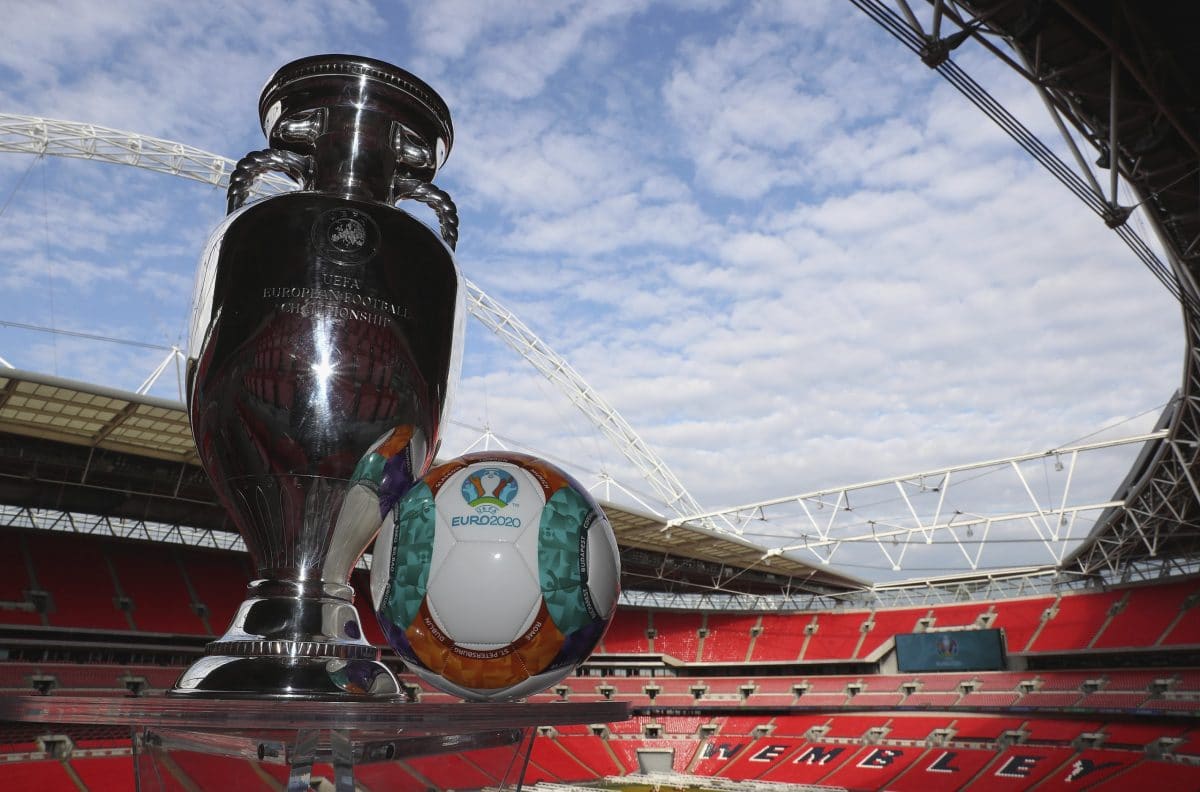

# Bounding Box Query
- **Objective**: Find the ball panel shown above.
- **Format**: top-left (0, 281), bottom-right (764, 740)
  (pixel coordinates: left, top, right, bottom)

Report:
top-left (512, 600), bottom-right (567, 677)
top-left (373, 450), bottom-right (621, 701)
top-left (404, 601), bottom-right (450, 676)
top-left (351, 425), bottom-right (424, 517)
top-left (586, 511), bottom-right (621, 618)
top-left (539, 488), bottom-right (601, 634)
top-left (368, 503), bottom-right (396, 609)
top-left (421, 455), bottom-right (472, 497)
top-left (548, 618), bottom-right (609, 672)
top-left (491, 665), bottom-right (571, 701)
top-left (441, 645), bottom-right (529, 690)
top-left (517, 455), bottom-right (571, 500)
top-left (375, 481), bottom-right (437, 631)
top-left (426, 541), bottom-right (541, 646)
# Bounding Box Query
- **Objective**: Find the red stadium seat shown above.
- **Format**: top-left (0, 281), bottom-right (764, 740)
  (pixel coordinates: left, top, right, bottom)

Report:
top-left (960, 746), bottom-right (1075, 789)
top-left (107, 540), bottom-right (207, 635)
top-left (1028, 590), bottom-right (1124, 652)
top-left (885, 747), bottom-right (997, 791)
top-left (0, 532), bottom-right (44, 626)
top-left (700, 613), bottom-right (759, 662)
top-left (1093, 579), bottom-right (1197, 649)
top-left (555, 735), bottom-right (625, 776)
top-left (858, 607), bottom-right (929, 659)
top-left (1087, 758), bottom-right (1200, 790)
top-left (990, 596), bottom-right (1054, 652)
top-left (804, 611), bottom-right (868, 660)
top-left (0, 760), bottom-right (80, 792)
top-left (600, 608), bottom-right (649, 653)
top-left (25, 532), bottom-right (128, 631)
top-left (178, 548), bottom-right (253, 636)
top-left (821, 743), bottom-right (928, 789)
top-left (652, 611), bottom-right (702, 662)
top-left (170, 752), bottom-right (274, 790)
top-left (750, 613), bottom-right (809, 661)
top-left (69, 756), bottom-right (145, 791)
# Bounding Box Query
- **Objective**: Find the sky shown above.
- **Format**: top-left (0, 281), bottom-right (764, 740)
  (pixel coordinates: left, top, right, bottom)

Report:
top-left (0, 0), bottom-right (1184, 583)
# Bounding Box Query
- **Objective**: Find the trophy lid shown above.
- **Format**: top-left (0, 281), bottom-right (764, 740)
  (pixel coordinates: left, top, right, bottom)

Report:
top-left (258, 54), bottom-right (453, 180)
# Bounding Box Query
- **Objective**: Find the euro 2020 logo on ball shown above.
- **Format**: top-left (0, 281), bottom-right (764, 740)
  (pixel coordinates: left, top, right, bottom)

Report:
top-left (453, 468), bottom-right (521, 528)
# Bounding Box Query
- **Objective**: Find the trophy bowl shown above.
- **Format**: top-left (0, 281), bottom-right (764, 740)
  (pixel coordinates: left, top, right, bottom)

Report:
top-left (171, 55), bottom-right (464, 699)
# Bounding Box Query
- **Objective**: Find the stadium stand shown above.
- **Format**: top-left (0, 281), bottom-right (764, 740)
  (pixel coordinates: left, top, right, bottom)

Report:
top-left (1161, 594), bottom-right (1200, 646)
top-left (106, 541), bottom-right (206, 635)
top-left (1028, 590), bottom-right (1126, 652)
top-left (2, 530), bottom-right (1199, 788)
top-left (1093, 578), bottom-right (1198, 649)
top-left (858, 606), bottom-right (927, 659)
top-left (24, 531), bottom-right (129, 631)
top-left (749, 613), bottom-right (808, 661)
top-left (172, 547), bottom-right (252, 636)
top-left (650, 610), bottom-right (702, 661)
top-left (0, 532), bottom-right (43, 626)
top-left (69, 756), bottom-right (141, 792)
top-left (598, 608), bottom-right (649, 653)
top-left (989, 596), bottom-right (1052, 652)
top-left (700, 613), bottom-right (758, 663)
top-left (803, 610), bottom-right (867, 660)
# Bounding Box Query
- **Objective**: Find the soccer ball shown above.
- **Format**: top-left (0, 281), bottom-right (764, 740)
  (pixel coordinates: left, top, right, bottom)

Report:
top-left (370, 450), bottom-right (621, 701)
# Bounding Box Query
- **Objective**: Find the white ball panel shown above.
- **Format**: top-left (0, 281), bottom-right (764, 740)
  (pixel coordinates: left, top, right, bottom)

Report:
top-left (428, 500), bottom-right (455, 579)
top-left (426, 541), bottom-right (541, 646)
top-left (586, 514), bottom-right (621, 618)
top-left (514, 499), bottom-right (541, 576)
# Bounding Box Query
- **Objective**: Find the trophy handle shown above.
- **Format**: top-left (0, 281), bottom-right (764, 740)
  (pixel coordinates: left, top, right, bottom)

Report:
top-left (226, 148), bottom-right (316, 214)
top-left (394, 177), bottom-right (459, 251)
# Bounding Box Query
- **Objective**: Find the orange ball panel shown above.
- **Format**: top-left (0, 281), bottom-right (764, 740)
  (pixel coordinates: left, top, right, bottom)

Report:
top-left (514, 601), bottom-right (566, 675)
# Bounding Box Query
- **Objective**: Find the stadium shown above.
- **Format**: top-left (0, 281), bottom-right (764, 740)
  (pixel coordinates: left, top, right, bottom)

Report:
top-left (1, 1), bottom-right (1199, 790)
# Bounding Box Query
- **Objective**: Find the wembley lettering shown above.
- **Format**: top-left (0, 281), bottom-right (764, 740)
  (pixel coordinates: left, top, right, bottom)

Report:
top-left (692, 742), bottom-right (1117, 785)
top-left (928, 751), bottom-right (963, 773)
top-left (995, 755), bottom-right (1041, 778)
top-left (857, 748), bottom-right (902, 768)
top-left (794, 746), bottom-right (844, 765)
top-left (1064, 758), bottom-right (1121, 782)
top-left (700, 742), bottom-right (744, 760)
top-left (750, 744), bottom-right (788, 762)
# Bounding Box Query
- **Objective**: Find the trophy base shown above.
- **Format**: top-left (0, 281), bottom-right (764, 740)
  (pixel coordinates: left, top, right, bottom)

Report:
top-left (169, 655), bottom-right (401, 700)
top-left (169, 579), bottom-right (400, 700)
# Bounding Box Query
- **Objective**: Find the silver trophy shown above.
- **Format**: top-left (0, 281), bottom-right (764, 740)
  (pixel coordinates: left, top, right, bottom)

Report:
top-left (172, 55), bottom-right (464, 698)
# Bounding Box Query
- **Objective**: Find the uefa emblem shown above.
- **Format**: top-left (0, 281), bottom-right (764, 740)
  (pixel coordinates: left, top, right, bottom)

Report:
top-left (329, 216), bottom-right (366, 251)
top-left (461, 467), bottom-right (519, 509)
top-left (313, 207), bottom-right (379, 264)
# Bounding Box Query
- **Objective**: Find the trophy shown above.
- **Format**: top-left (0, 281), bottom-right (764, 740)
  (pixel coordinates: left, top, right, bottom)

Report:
top-left (172, 55), bottom-right (464, 698)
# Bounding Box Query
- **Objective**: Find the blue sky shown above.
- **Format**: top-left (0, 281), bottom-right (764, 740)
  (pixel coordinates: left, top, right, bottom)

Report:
top-left (0, 1), bottom-right (1184, 579)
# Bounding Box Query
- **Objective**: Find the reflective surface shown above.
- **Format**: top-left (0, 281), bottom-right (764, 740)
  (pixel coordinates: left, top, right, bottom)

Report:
top-left (177, 55), bottom-right (463, 699)
top-left (0, 694), bottom-right (628, 732)
top-left (190, 193), bottom-right (460, 584)
top-left (0, 694), bottom-right (629, 791)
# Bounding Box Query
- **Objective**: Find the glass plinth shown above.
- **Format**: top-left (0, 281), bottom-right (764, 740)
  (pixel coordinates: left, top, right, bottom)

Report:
top-left (0, 694), bottom-right (630, 790)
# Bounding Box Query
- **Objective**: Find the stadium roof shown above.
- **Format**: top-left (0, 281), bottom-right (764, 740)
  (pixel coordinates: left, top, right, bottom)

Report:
top-left (902, 0), bottom-right (1200, 579)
